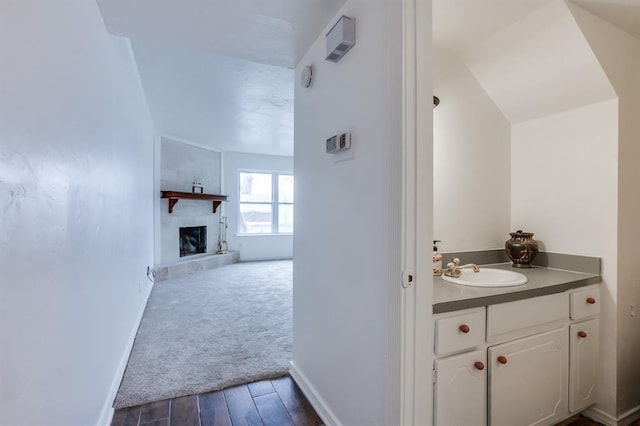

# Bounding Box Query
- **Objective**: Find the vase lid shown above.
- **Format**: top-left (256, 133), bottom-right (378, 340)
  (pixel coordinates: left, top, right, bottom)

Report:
top-left (510, 230), bottom-right (534, 237)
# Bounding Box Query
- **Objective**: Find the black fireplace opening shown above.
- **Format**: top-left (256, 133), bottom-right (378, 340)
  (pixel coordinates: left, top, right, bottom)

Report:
top-left (179, 226), bottom-right (207, 257)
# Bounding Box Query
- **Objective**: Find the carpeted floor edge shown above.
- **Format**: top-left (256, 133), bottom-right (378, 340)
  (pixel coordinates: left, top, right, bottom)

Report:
top-left (115, 369), bottom-right (290, 408)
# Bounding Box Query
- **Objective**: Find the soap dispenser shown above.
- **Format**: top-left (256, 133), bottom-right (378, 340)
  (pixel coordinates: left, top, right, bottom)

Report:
top-left (433, 240), bottom-right (442, 276)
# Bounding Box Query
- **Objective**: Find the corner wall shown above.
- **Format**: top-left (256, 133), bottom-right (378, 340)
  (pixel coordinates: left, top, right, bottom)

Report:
top-left (461, 0), bottom-right (614, 124)
top-left (222, 151), bottom-right (293, 261)
top-left (568, 3), bottom-right (640, 418)
top-left (511, 99), bottom-right (619, 415)
top-left (0, 2), bottom-right (155, 424)
top-left (292, 0), bottom-right (403, 424)
top-left (433, 49), bottom-right (511, 251)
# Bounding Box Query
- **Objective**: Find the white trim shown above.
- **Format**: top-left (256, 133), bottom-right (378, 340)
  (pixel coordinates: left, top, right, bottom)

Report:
top-left (400, 0), bottom-right (418, 422)
top-left (238, 255), bottom-right (292, 262)
top-left (236, 233), bottom-right (294, 237)
top-left (401, 0), bottom-right (433, 424)
top-left (153, 133), bottom-right (162, 265)
top-left (289, 361), bottom-right (342, 426)
top-left (97, 290), bottom-right (152, 426)
top-left (585, 405), bottom-right (640, 426)
top-left (159, 133), bottom-right (224, 154)
top-left (219, 151), bottom-right (226, 217)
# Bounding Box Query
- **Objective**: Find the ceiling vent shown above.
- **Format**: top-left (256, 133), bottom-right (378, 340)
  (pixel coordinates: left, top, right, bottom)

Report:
top-left (325, 15), bottom-right (355, 62)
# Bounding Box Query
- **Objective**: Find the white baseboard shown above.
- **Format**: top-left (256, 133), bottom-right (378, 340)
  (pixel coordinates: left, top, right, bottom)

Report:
top-left (584, 405), bottom-right (640, 426)
top-left (240, 256), bottom-right (293, 262)
top-left (97, 288), bottom-right (152, 426)
top-left (289, 361), bottom-right (342, 426)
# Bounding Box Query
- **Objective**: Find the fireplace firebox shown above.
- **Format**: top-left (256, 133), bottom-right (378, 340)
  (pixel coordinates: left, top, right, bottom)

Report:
top-left (179, 226), bottom-right (207, 257)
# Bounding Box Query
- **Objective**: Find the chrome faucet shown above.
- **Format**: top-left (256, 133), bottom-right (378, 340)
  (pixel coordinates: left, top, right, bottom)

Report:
top-left (444, 258), bottom-right (480, 278)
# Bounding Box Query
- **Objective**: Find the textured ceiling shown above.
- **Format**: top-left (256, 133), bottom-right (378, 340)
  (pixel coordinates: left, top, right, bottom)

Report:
top-left (98, 0), bottom-right (640, 155)
top-left (132, 41), bottom-right (295, 156)
top-left (98, 0), bottom-right (346, 156)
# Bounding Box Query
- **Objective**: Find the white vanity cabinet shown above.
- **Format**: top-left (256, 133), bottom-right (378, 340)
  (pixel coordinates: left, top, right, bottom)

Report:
top-left (569, 287), bottom-right (600, 412)
top-left (435, 350), bottom-right (487, 426)
top-left (433, 307), bottom-right (487, 426)
top-left (489, 327), bottom-right (568, 426)
top-left (433, 284), bottom-right (600, 426)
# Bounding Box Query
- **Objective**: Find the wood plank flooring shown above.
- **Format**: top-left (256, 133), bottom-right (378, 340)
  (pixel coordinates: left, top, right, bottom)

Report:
top-left (554, 414), bottom-right (605, 426)
top-left (555, 414), bottom-right (640, 426)
top-left (111, 376), bottom-right (323, 426)
top-left (113, 377), bottom-right (629, 426)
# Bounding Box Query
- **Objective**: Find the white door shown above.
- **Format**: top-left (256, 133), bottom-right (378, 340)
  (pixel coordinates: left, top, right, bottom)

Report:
top-left (489, 327), bottom-right (568, 426)
top-left (435, 350), bottom-right (487, 426)
top-left (570, 318), bottom-right (599, 412)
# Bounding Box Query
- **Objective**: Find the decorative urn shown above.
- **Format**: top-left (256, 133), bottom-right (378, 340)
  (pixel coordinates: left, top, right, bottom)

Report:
top-left (505, 230), bottom-right (539, 268)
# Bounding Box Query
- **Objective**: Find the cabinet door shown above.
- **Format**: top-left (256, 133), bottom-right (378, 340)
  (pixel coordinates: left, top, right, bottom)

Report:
top-left (570, 318), bottom-right (599, 412)
top-left (489, 327), bottom-right (568, 426)
top-left (435, 350), bottom-right (487, 426)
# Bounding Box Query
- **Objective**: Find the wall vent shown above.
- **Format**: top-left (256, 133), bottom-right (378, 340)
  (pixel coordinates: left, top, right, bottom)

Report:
top-left (325, 15), bottom-right (355, 63)
top-left (326, 133), bottom-right (351, 154)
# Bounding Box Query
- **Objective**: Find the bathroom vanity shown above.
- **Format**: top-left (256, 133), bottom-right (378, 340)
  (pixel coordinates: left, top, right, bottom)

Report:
top-left (432, 260), bottom-right (601, 426)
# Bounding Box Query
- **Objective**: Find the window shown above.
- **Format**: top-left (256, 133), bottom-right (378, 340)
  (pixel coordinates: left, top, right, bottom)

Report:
top-left (238, 171), bottom-right (293, 234)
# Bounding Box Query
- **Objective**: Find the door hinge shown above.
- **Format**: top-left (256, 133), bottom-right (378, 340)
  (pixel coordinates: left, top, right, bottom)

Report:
top-left (432, 369), bottom-right (437, 384)
top-left (402, 270), bottom-right (415, 288)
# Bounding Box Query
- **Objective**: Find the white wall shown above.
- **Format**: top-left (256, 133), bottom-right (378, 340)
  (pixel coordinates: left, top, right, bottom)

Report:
top-left (568, 3), bottom-right (640, 418)
top-left (433, 49), bottom-right (511, 251)
top-left (461, 0), bottom-right (614, 124)
top-left (0, 2), bottom-right (155, 425)
top-left (292, 0), bottom-right (403, 424)
top-left (159, 137), bottom-right (222, 264)
top-left (511, 99), bottom-right (619, 414)
top-left (223, 151), bottom-right (293, 261)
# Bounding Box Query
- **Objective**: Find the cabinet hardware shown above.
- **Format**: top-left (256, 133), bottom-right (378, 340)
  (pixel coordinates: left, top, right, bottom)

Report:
top-left (586, 297), bottom-right (596, 304)
top-left (459, 324), bottom-right (470, 333)
top-left (474, 361), bottom-right (485, 371)
top-left (497, 356), bottom-right (508, 365)
top-left (577, 331), bottom-right (587, 338)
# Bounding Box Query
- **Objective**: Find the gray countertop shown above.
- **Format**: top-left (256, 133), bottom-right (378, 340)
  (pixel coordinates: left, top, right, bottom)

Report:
top-left (433, 263), bottom-right (601, 314)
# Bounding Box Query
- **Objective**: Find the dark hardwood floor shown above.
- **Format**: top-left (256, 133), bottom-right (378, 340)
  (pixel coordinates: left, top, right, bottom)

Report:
top-left (113, 379), bottom-right (640, 426)
top-left (111, 376), bottom-right (323, 426)
top-left (554, 414), bottom-right (605, 426)
top-left (556, 414), bottom-right (640, 426)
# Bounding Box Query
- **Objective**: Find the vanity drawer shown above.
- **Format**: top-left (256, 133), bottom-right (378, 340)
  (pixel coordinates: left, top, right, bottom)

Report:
top-left (435, 307), bottom-right (486, 355)
top-left (570, 286), bottom-right (600, 320)
top-left (487, 292), bottom-right (569, 342)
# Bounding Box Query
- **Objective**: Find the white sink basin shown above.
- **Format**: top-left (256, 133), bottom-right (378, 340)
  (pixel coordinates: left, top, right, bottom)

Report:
top-left (441, 268), bottom-right (528, 287)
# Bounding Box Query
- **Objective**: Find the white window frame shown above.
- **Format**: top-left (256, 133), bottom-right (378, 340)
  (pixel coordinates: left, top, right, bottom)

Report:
top-left (237, 170), bottom-right (293, 236)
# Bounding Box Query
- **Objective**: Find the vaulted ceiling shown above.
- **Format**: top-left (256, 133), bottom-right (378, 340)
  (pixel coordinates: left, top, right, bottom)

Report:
top-left (97, 0), bottom-right (640, 155)
top-left (433, 0), bottom-right (640, 55)
top-left (433, 0), bottom-right (640, 123)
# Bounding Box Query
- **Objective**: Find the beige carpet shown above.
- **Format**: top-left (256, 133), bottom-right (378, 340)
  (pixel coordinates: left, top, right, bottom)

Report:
top-left (113, 260), bottom-right (292, 408)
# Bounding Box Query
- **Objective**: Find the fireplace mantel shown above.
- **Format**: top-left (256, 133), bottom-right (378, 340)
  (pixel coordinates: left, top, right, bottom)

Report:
top-left (161, 191), bottom-right (228, 213)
